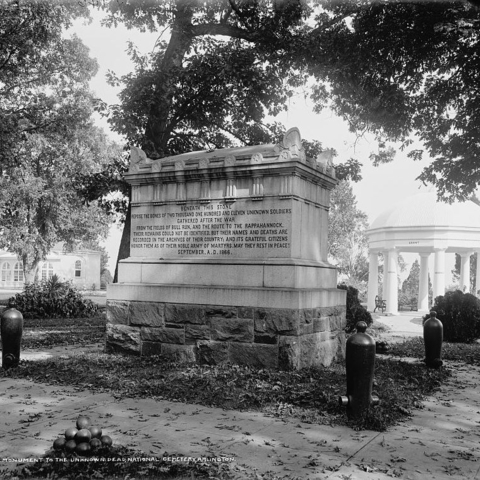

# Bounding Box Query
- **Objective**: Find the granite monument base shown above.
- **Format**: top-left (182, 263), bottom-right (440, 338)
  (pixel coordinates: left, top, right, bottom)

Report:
top-left (106, 283), bottom-right (346, 370)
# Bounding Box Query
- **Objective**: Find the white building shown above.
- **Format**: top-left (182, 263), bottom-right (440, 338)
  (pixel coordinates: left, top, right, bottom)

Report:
top-left (367, 192), bottom-right (480, 315)
top-left (0, 243), bottom-right (101, 290)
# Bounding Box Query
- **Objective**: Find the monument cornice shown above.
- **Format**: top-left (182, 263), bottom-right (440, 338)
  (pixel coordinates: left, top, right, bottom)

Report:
top-left (125, 160), bottom-right (337, 190)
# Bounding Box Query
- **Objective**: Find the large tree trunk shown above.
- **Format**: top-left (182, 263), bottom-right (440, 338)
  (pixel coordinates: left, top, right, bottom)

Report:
top-left (113, 200), bottom-right (131, 284)
top-left (22, 258), bottom-right (38, 284)
top-left (144, 3), bottom-right (195, 157)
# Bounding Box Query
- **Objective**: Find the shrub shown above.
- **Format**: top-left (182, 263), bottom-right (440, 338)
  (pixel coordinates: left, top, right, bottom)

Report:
top-left (398, 291), bottom-right (417, 310)
top-left (11, 275), bottom-right (99, 319)
top-left (338, 283), bottom-right (373, 333)
top-left (100, 269), bottom-right (113, 290)
top-left (428, 290), bottom-right (480, 343)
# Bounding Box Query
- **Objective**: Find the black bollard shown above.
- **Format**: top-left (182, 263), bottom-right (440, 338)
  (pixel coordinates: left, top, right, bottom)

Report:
top-left (424, 310), bottom-right (443, 368)
top-left (1, 299), bottom-right (24, 369)
top-left (339, 321), bottom-right (380, 421)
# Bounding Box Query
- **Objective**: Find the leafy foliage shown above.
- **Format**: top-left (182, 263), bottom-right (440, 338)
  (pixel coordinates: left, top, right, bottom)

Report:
top-left (100, 0), bottom-right (310, 158)
top-left (330, 185), bottom-right (369, 293)
top-left (399, 260), bottom-right (432, 310)
top-left (399, 260), bottom-right (419, 309)
top-left (0, 3), bottom-right (118, 280)
top-left (12, 275), bottom-right (99, 319)
top-left (0, 2), bottom-right (94, 167)
top-left (428, 290), bottom-right (480, 343)
top-left (305, 0), bottom-right (480, 201)
top-left (337, 283), bottom-right (372, 333)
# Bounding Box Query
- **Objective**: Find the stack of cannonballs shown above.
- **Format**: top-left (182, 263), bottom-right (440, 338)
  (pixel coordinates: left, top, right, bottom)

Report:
top-left (52, 415), bottom-right (113, 456)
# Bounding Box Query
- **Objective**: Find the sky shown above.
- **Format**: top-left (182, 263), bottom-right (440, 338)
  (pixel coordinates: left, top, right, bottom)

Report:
top-left (69, 11), bottom-right (445, 279)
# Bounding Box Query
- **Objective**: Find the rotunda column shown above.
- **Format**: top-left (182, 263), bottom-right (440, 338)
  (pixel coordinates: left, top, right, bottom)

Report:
top-left (460, 251), bottom-right (473, 293)
top-left (382, 250), bottom-right (388, 303)
top-left (385, 248), bottom-right (398, 315)
top-left (418, 253), bottom-right (430, 312)
top-left (367, 252), bottom-right (379, 311)
top-left (433, 248), bottom-right (446, 300)
top-left (475, 251), bottom-right (480, 297)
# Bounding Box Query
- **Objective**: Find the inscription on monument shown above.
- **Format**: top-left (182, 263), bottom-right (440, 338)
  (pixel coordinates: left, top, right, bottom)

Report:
top-left (131, 201), bottom-right (292, 258)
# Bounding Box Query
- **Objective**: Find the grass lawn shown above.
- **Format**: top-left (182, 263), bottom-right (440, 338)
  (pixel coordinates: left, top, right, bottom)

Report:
top-left (387, 336), bottom-right (480, 365)
top-left (20, 315), bottom-right (106, 349)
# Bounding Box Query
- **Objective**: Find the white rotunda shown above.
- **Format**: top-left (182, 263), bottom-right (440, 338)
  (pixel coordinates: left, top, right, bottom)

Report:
top-left (366, 191), bottom-right (480, 314)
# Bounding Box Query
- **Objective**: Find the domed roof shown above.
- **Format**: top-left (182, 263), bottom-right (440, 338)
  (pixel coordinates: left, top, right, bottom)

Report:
top-left (369, 192), bottom-right (480, 231)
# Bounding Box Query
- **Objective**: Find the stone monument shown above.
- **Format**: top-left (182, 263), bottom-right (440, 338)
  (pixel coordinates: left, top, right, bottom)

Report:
top-left (106, 128), bottom-right (346, 369)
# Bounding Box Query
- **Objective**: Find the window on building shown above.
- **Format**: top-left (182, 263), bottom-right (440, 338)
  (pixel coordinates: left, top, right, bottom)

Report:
top-left (75, 260), bottom-right (82, 278)
top-left (41, 262), bottom-right (54, 281)
top-left (1, 263), bottom-right (11, 282)
top-left (13, 262), bottom-right (24, 282)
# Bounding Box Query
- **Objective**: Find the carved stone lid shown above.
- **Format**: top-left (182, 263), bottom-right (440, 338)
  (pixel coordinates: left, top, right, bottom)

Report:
top-left (127, 128), bottom-right (335, 177)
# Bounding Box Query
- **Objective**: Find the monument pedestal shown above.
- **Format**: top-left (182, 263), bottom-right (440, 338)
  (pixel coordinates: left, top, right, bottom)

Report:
top-left (107, 128), bottom-right (346, 369)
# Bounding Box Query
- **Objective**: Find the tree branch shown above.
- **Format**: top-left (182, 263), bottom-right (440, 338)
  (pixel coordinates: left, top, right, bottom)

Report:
top-left (0, 49), bottom-right (16, 72)
top-left (191, 23), bottom-right (259, 42)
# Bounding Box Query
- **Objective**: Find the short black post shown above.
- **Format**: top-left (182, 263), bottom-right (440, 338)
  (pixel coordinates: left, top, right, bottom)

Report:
top-left (1, 299), bottom-right (24, 369)
top-left (424, 310), bottom-right (443, 368)
top-left (339, 321), bottom-right (380, 420)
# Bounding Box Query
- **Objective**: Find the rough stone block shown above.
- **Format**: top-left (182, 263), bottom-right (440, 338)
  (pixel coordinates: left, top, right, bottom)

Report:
top-left (315, 306), bottom-right (335, 317)
top-left (185, 324), bottom-right (211, 343)
top-left (314, 316), bottom-right (329, 333)
top-left (130, 302), bottom-right (165, 327)
top-left (237, 307), bottom-right (254, 319)
top-left (301, 309), bottom-right (314, 324)
top-left (106, 301), bottom-right (130, 325)
top-left (329, 315), bottom-right (347, 331)
top-left (254, 333), bottom-right (277, 344)
top-left (209, 318), bottom-right (254, 342)
top-left (299, 332), bottom-right (344, 368)
top-left (106, 324), bottom-right (140, 355)
top-left (229, 343), bottom-right (278, 369)
top-left (205, 306), bottom-right (237, 318)
top-left (301, 323), bottom-right (314, 335)
top-left (254, 309), bottom-right (300, 335)
top-left (197, 341), bottom-right (229, 365)
top-left (161, 344), bottom-right (196, 363)
top-left (278, 336), bottom-right (300, 370)
top-left (165, 304), bottom-right (205, 324)
top-left (141, 326), bottom-right (185, 344)
top-left (141, 341), bottom-right (162, 356)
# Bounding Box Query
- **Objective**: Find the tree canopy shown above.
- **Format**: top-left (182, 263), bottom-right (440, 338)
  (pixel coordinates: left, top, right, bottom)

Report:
top-left (0, 2), bottom-right (117, 280)
top-left (328, 180), bottom-right (369, 291)
top-left (96, 0), bottom-right (480, 202)
top-left (304, 0), bottom-right (480, 201)
top-left (101, 0), bottom-right (311, 158)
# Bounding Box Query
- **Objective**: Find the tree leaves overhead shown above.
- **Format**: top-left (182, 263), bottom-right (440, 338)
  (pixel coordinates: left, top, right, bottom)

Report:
top-left (100, 0), bottom-right (480, 200)
top-left (100, 0), bottom-right (310, 157)
top-left (0, 2), bottom-right (117, 280)
top-left (307, 0), bottom-right (480, 201)
top-left (0, 2), bottom-right (97, 166)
